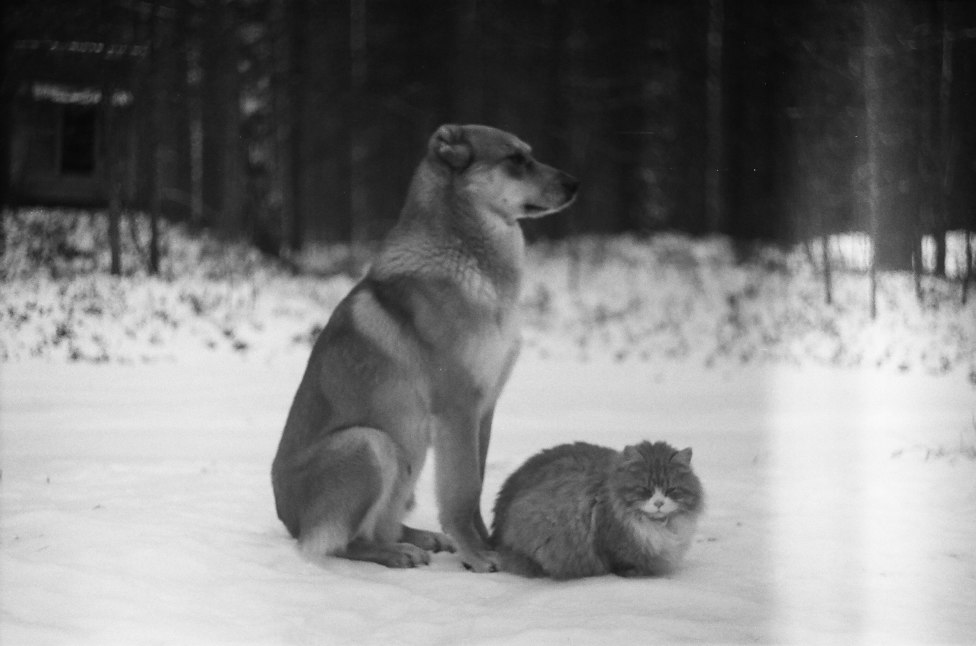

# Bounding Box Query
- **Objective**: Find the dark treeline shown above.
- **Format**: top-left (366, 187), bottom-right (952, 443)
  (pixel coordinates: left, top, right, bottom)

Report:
top-left (4, 0), bottom-right (976, 273)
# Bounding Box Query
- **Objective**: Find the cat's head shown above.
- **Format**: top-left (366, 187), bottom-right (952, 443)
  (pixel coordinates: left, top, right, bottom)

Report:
top-left (610, 441), bottom-right (704, 522)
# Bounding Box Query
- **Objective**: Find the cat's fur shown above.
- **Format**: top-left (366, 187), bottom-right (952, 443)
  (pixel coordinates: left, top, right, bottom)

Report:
top-left (490, 441), bottom-right (704, 579)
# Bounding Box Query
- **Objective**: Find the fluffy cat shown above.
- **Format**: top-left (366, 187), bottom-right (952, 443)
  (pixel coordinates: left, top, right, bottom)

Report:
top-left (490, 441), bottom-right (704, 579)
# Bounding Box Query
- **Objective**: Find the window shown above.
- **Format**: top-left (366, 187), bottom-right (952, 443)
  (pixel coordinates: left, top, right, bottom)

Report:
top-left (60, 105), bottom-right (96, 175)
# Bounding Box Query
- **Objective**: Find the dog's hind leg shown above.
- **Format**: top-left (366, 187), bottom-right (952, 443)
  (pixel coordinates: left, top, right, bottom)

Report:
top-left (296, 427), bottom-right (426, 568)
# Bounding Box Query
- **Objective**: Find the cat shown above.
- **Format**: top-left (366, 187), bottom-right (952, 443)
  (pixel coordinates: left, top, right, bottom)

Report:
top-left (490, 440), bottom-right (704, 579)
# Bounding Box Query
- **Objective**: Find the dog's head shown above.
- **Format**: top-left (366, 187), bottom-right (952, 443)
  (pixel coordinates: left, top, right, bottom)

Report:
top-left (428, 124), bottom-right (579, 224)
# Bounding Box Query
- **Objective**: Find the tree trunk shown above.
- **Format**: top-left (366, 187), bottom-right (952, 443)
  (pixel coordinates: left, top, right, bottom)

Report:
top-left (185, 1), bottom-right (205, 227)
top-left (822, 232), bottom-right (833, 307)
top-left (863, 0), bottom-right (883, 319)
top-left (937, 0), bottom-right (954, 278)
top-left (612, 8), bottom-right (645, 234)
top-left (201, 0), bottom-right (243, 235)
top-left (964, 232), bottom-right (972, 305)
top-left (286, 0), bottom-right (307, 255)
top-left (349, 0), bottom-right (368, 258)
top-left (534, 0), bottom-right (568, 240)
top-left (97, 0), bottom-right (122, 275)
top-left (169, 0), bottom-right (193, 225)
top-left (148, 2), bottom-right (164, 275)
top-left (705, 0), bottom-right (725, 234)
top-left (863, 1), bottom-right (916, 271)
top-left (453, 0), bottom-right (483, 123)
top-left (673, 2), bottom-right (708, 235)
top-left (238, 0), bottom-right (283, 257)
top-left (104, 95), bottom-right (122, 276)
top-left (912, 232), bottom-right (923, 304)
top-left (723, 2), bottom-right (782, 242)
top-left (914, 2), bottom-right (939, 299)
top-left (0, 29), bottom-right (11, 258)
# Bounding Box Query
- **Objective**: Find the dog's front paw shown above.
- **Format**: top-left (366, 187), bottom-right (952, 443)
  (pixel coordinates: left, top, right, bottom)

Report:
top-left (460, 550), bottom-right (500, 573)
top-left (401, 526), bottom-right (457, 554)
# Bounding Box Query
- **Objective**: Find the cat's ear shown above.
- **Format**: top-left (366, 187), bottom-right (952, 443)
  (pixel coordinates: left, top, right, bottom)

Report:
top-left (622, 445), bottom-right (643, 463)
top-left (671, 448), bottom-right (693, 467)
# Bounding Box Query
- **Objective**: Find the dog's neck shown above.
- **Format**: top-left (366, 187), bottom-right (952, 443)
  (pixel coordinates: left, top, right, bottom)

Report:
top-left (372, 164), bottom-right (525, 307)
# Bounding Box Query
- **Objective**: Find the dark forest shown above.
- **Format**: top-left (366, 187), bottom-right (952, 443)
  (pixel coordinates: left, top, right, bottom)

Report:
top-left (4, 0), bottom-right (976, 275)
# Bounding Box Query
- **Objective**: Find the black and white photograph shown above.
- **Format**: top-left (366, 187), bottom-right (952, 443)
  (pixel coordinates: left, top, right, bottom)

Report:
top-left (2, 1), bottom-right (975, 644)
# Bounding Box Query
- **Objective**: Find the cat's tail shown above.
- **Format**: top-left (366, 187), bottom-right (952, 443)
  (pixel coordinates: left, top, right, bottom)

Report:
top-left (490, 518), bottom-right (547, 577)
top-left (495, 547), bottom-right (548, 578)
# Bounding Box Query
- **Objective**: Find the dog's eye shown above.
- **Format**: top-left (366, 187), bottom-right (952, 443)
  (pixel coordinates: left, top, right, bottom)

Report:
top-left (507, 152), bottom-right (530, 169)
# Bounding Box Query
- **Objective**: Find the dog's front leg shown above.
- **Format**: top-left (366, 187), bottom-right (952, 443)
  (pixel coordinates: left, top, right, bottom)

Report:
top-left (474, 407), bottom-right (495, 544)
top-left (435, 413), bottom-right (498, 573)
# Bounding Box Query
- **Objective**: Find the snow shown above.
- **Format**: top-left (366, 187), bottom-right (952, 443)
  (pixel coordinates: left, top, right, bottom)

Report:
top-left (2, 357), bottom-right (974, 645)
top-left (2, 218), bottom-right (975, 643)
top-left (4, 216), bottom-right (975, 380)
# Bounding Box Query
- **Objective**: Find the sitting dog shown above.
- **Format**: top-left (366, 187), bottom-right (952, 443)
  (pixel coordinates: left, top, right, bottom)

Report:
top-left (271, 124), bottom-right (578, 571)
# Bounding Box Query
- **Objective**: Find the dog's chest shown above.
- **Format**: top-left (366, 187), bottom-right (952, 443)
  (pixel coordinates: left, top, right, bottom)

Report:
top-left (453, 308), bottom-right (519, 400)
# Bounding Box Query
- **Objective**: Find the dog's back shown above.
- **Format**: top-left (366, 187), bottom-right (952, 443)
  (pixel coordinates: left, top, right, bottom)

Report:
top-left (272, 124), bottom-right (578, 570)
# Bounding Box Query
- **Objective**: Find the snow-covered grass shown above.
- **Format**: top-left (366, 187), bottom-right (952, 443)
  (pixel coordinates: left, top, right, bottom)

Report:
top-left (2, 209), bottom-right (975, 644)
top-left (1, 209), bottom-right (356, 362)
top-left (3, 210), bottom-right (975, 380)
top-left (521, 235), bottom-right (975, 378)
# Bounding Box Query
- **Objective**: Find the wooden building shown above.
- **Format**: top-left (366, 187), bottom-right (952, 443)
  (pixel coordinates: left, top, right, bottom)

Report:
top-left (5, 38), bottom-right (147, 208)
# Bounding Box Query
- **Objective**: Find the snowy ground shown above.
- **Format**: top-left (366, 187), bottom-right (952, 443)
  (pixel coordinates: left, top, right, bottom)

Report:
top-left (2, 356), bottom-right (974, 645)
top-left (2, 213), bottom-right (975, 643)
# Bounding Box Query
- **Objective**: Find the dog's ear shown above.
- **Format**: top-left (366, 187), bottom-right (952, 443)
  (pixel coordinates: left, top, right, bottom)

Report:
top-left (430, 124), bottom-right (472, 170)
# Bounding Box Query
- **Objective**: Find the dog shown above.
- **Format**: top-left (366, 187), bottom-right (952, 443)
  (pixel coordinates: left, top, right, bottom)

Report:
top-left (271, 124), bottom-right (578, 572)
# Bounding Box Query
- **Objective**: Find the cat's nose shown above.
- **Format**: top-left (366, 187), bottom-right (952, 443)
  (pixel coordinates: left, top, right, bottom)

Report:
top-left (653, 500), bottom-right (664, 509)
